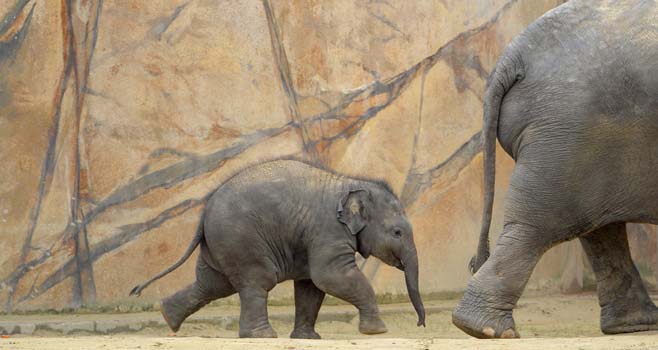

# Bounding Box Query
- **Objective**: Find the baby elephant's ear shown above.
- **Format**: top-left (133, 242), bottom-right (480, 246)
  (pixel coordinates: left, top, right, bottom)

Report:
top-left (337, 189), bottom-right (369, 235)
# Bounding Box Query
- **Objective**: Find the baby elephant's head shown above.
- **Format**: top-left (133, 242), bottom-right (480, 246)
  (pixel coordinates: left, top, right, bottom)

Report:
top-left (337, 183), bottom-right (425, 327)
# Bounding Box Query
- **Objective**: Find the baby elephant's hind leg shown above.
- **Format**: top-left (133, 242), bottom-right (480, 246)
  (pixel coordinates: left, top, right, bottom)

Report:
top-left (580, 223), bottom-right (658, 334)
top-left (161, 256), bottom-right (235, 332)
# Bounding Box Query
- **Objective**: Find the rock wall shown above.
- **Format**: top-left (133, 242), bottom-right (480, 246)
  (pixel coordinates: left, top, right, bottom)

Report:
top-left (1, 0), bottom-right (656, 312)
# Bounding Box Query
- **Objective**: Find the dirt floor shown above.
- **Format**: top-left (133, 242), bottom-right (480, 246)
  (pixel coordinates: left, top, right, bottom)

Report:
top-left (2, 293), bottom-right (658, 349)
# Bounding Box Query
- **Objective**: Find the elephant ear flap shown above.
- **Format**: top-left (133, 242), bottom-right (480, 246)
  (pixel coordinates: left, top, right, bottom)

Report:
top-left (337, 189), bottom-right (369, 235)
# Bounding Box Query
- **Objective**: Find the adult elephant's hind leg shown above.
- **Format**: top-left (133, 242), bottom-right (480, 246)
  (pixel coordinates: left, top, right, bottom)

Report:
top-left (452, 221), bottom-right (551, 339)
top-left (580, 222), bottom-right (658, 334)
top-left (290, 279), bottom-right (325, 339)
top-left (161, 256), bottom-right (236, 332)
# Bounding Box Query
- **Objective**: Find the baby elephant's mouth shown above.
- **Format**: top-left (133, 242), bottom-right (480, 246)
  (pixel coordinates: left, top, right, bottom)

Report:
top-left (393, 255), bottom-right (405, 270)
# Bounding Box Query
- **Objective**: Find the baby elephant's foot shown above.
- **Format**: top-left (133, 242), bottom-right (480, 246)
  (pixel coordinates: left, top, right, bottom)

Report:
top-left (601, 302), bottom-right (658, 334)
top-left (452, 290), bottom-right (519, 339)
top-left (239, 325), bottom-right (278, 338)
top-left (290, 327), bottom-right (321, 339)
top-left (359, 314), bottom-right (388, 335)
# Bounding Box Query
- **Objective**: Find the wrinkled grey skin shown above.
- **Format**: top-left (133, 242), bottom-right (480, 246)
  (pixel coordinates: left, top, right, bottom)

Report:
top-left (452, 0), bottom-right (658, 339)
top-left (130, 159), bottom-right (425, 338)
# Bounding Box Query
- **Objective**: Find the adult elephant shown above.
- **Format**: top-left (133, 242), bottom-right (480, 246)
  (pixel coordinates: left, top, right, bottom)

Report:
top-left (452, 0), bottom-right (658, 339)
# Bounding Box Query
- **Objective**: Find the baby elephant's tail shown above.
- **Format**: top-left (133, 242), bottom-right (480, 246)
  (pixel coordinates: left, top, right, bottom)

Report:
top-left (129, 213), bottom-right (205, 297)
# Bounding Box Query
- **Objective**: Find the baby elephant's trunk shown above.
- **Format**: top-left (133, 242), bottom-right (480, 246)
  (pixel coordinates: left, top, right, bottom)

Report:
top-left (403, 249), bottom-right (425, 327)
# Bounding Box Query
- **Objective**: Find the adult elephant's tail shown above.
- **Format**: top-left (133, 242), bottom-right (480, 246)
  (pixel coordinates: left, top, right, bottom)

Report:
top-left (129, 213), bottom-right (205, 296)
top-left (469, 51), bottom-right (524, 274)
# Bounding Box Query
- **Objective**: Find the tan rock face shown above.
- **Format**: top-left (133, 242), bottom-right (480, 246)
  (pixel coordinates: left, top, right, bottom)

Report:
top-left (1, 0), bottom-right (655, 312)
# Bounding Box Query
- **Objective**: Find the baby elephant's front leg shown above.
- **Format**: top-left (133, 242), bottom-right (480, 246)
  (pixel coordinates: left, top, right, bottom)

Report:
top-left (291, 279), bottom-right (325, 339)
top-left (312, 257), bottom-right (387, 335)
top-left (238, 287), bottom-right (277, 338)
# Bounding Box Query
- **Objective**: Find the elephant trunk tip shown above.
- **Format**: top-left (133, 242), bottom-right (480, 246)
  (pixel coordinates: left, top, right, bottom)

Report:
top-left (402, 251), bottom-right (425, 329)
top-left (412, 291), bottom-right (425, 327)
top-left (417, 313), bottom-right (426, 327)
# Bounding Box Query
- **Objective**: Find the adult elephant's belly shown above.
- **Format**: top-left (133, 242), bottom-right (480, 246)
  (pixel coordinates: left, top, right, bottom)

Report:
top-left (506, 105), bottom-right (658, 227)
top-left (497, 43), bottom-right (658, 226)
top-left (581, 118), bottom-right (658, 224)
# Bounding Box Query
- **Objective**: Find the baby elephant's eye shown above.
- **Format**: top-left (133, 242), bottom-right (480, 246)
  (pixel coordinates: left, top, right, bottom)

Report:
top-left (393, 228), bottom-right (402, 238)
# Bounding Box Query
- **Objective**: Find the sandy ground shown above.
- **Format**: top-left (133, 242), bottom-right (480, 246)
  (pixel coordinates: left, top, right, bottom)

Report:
top-left (2, 294), bottom-right (658, 349)
top-left (3, 336), bottom-right (658, 350)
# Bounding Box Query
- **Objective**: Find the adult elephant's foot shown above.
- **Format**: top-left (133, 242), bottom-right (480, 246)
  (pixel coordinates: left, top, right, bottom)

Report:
top-left (159, 282), bottom-right (217, 333)
top-left (239, 324), bottom-right (278, 338)
top-left (358, 312), bottom-right (388, 335)
top-left (601, 302), bottom-right (658, 334)
top-left (160, 299), bottom-right (184, 333)
top-left (290, 327), bottom-right (321, 339)
top-left (160, 289), bottom-right (206, 333)
top-left (452, 288), bottom-right (519, 339)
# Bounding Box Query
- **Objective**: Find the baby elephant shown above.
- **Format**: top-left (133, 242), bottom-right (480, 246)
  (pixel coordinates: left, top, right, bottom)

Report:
top-left (130, 159), bottom-right (425, 338)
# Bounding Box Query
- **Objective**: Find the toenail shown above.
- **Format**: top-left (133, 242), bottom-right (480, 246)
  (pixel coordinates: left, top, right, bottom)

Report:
top-left (482, 327), bottom-right (495, 338)
top-left (501, 329), bottom-right (517, 338)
